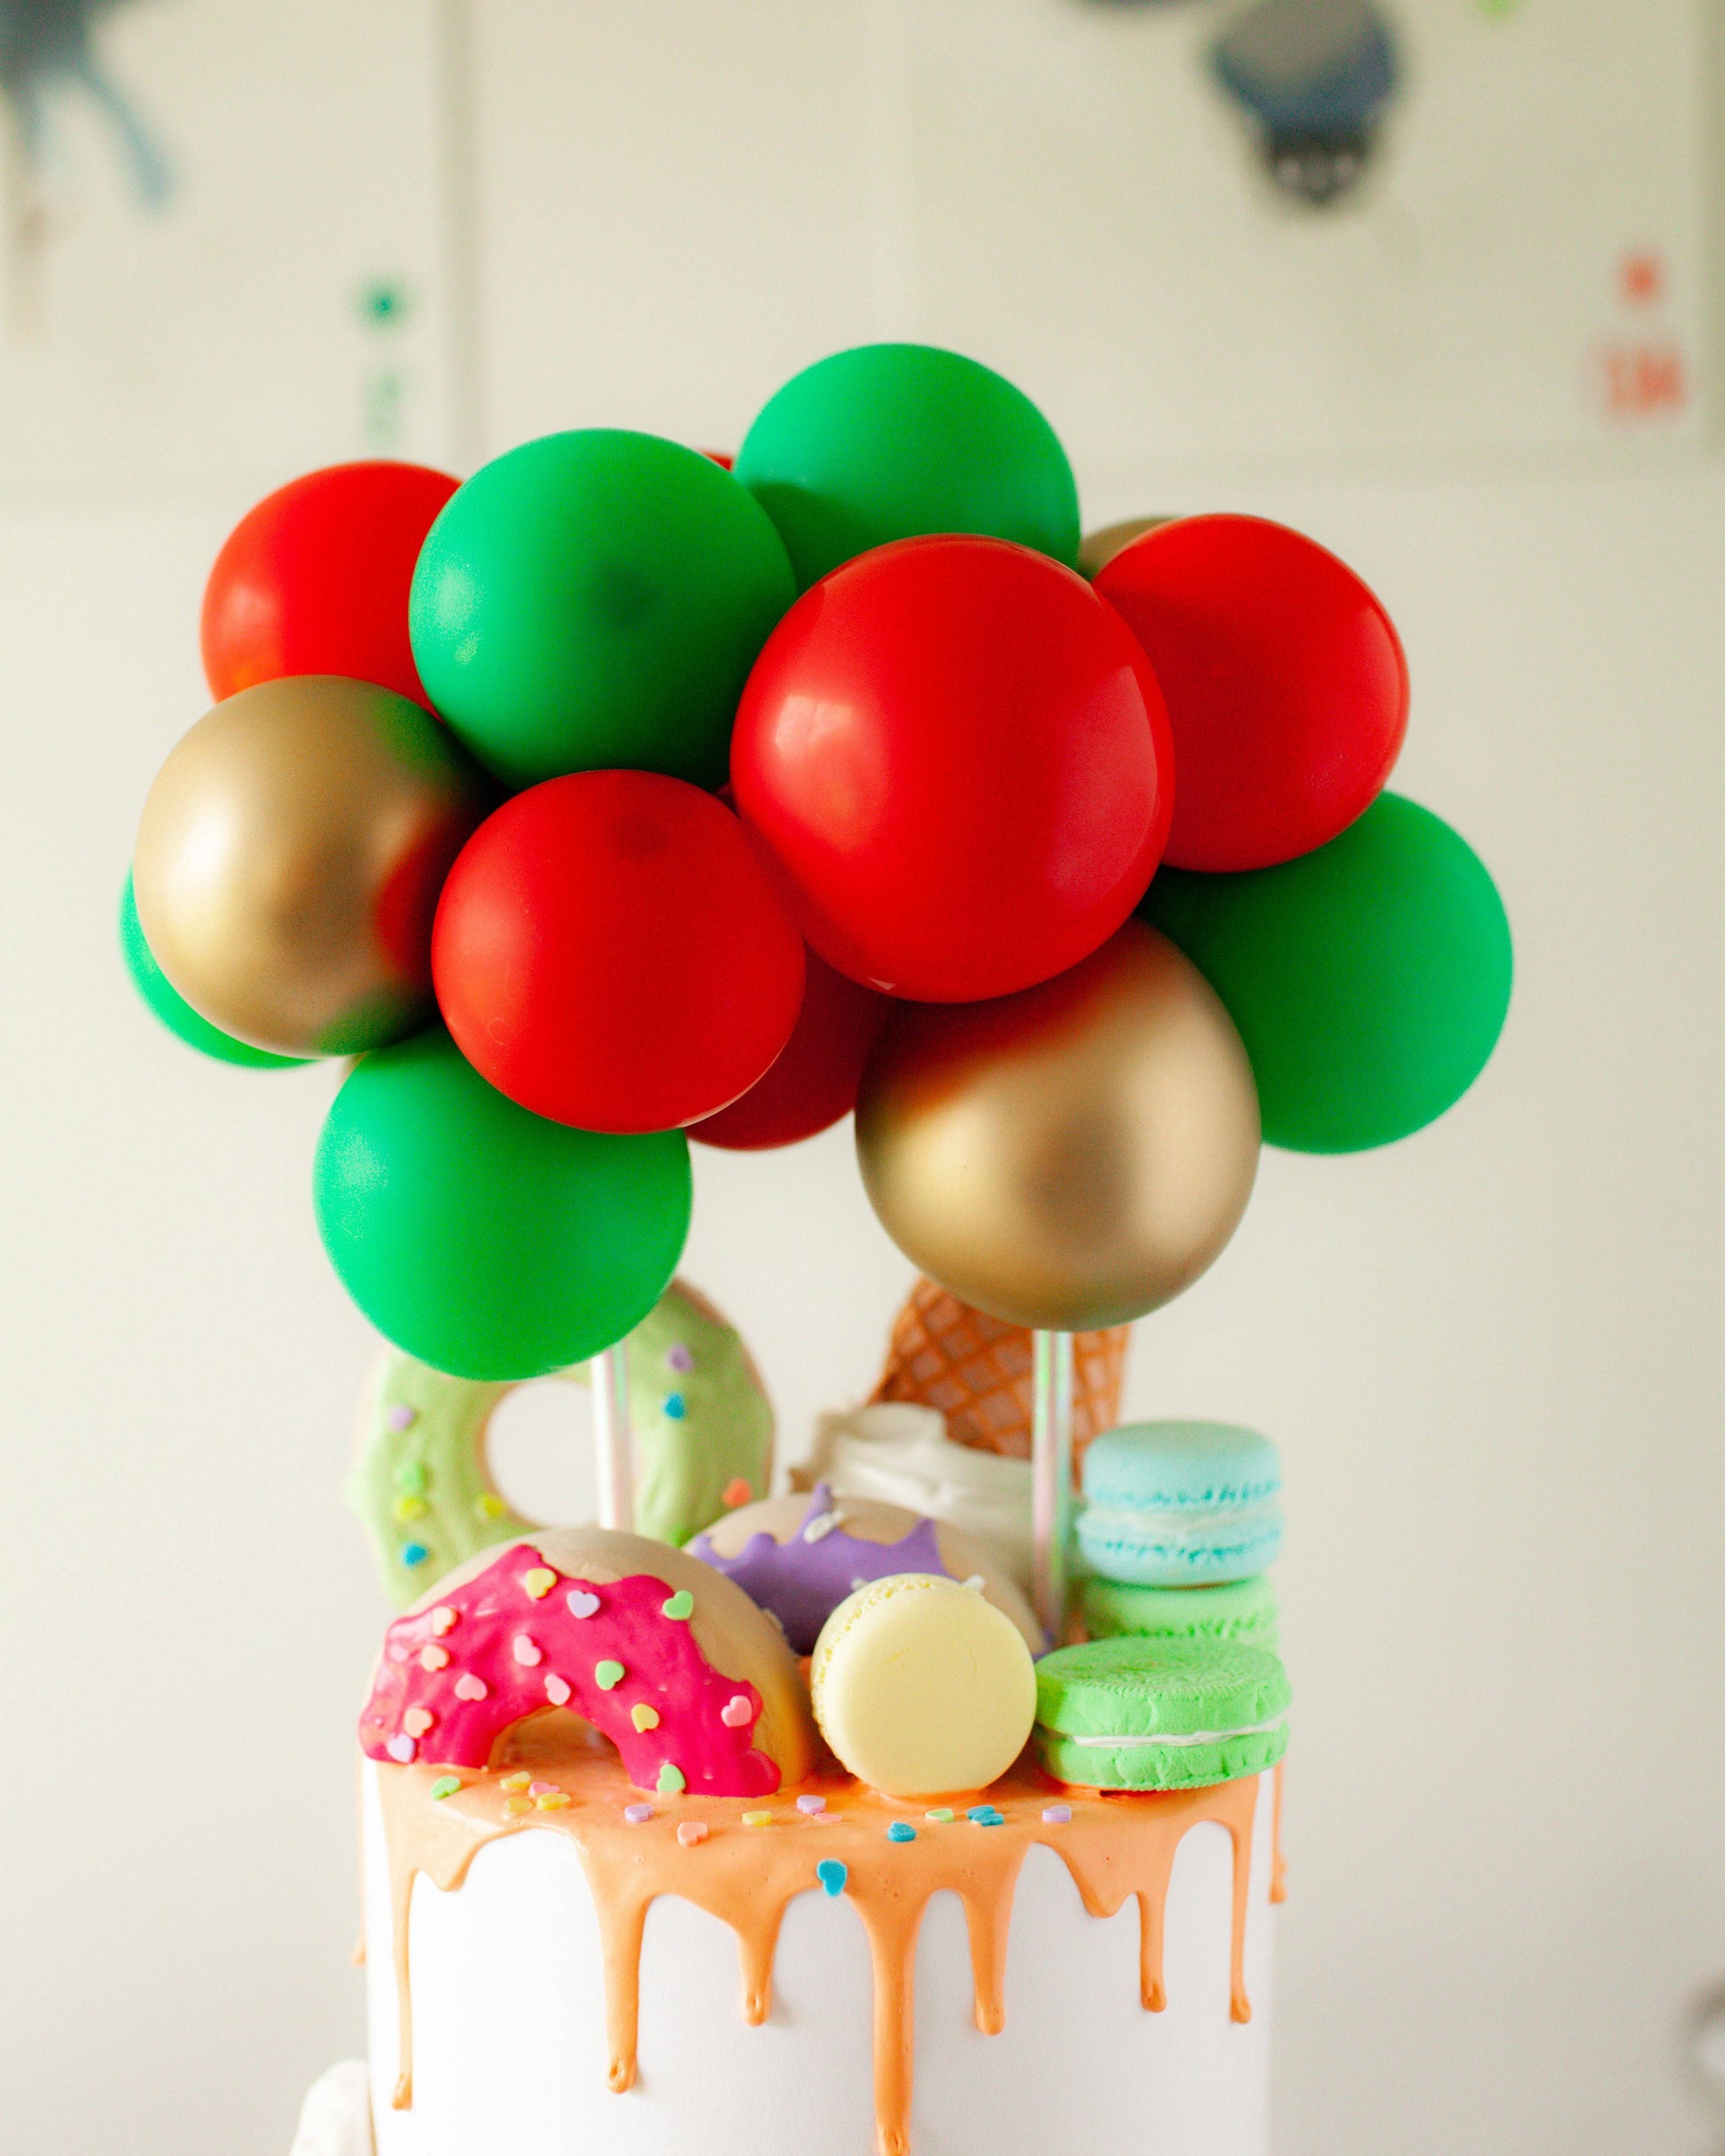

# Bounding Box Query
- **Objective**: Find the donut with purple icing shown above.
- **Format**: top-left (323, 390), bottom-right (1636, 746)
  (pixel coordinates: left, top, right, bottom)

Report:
top-left (359, 1526), bottom-right (816, 1796)
top-left (689, 1484), bottom-right (1042, 1654)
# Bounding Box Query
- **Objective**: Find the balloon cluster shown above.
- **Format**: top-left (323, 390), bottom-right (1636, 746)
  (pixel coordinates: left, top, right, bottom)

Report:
top-left (124, 344), bottom-right (1512, 1381)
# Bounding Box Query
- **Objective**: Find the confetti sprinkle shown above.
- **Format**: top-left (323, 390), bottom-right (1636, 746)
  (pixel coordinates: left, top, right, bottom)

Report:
top-left (676, 1820), bottom-right (708, 1847)
top-left (663, 1394), bottom-right (687, 1420)
top-left (386, 1734), bottom-right (417, 1764)
top-left (501, 1772), bottom-right (532, 1793)
top-left (624, 1804), bottom-right (654, 1824)
top-left (802, 1511), bottom-right (842, 1543)
top-left (402, 1543), bottom-right (430, 1567)
top-left (544, 1675), bottom-right (572, 1707)
top-left (394, 1460), bottom-right (428, 1496)
top-left (925, 1808), bottom-right (955, 1824)
top-left (661, 1590), bottom-right (694, 1621)
top-left (722, 1477), bottom-right (753, 1507)
top-left (886, 1821), bottom-right (916, 1843)
top-left (429, 1606), bottom-right (458, 1636)
top-left (566, 1590), bottom-right (601, 1619)
top-left (720, 1695), bottom-right (753, 1729)
top-left (595, 1660), bottom-right (626, 1691)
top-left (1042, 1805), bottom-right (1073, 1825)
top-left (419, 1644), bottom-right (450, 1673)
top-left (430, 1777), bottom-right (461, 1801)
top-left (536, 1793), bottom-right (571, 1811)
top-left (503, 1796), bottom-right (533, 1817)
top-left (454, 1674), bottom-right (488, 1701)
top-left (512, 1636), bottom-right (542, 1667)
top-left (528, 1781), bottom-right (558, 1796)
top-left (386, 1404), bottom-right (418, 1433)
top-left (631, 1703), bottom-right (661, 1731)
top-left (666, 1343), bottom-right (694, 1372)
top-left (522, 1568), bottom-right (557, 1600)
top-left (743, 1810), bottom-right (773, 1828)
top-left (797, 1794), bottom-right (827, 1816)
top-left (657, 1763), bottom-right (687, 1795)
top-left (474, 1493), bottom-right (508, 1521)
top-left (402, 1708), bottom-right (433, 1738)
top-left (393, 1495), bottom-right (427, 1523)
top-left (816, 1859), bottom-right (848, 1897)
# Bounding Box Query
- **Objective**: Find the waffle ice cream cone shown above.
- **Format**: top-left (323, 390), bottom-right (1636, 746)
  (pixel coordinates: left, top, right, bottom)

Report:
top-left (870, 1276), bottom-right (1130, 1465)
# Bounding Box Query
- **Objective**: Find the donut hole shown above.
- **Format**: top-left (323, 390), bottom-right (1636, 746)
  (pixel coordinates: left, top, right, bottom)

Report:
top-left (485, 1377), bottom-right (597, 1526)
top-left (493, 1704), bottom-right (614, 1775)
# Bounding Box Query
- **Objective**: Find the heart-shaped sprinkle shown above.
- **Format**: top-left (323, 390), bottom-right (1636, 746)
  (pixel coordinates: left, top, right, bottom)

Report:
top-left (402, 1542), bottom-right (430, 1567)
top-left (1042, 1804), bottom-right (1073, 1825)
top-left (676, 1820), bottom-right (708, 1847)
top-left (666, 1342), bottom-right (693, 1372)
top-left (797, 1793), bottom-right (826, 1816)
top-left (512, 1636), bottom-right (542, 1667)
top-left (631, 1703), bottom-right (660, 1732)
top-left (501, 1772), bottom-right (531, 1792)
top-left (886, 1821), bottom-right (916, 1843)
top-left (544, 1675), bottom-right (572, 1707)
top-left (386, 1734), bottom-right (417, 1763)
top-left (474, 1492), bottom-right (507, 1520)
top-left (721, 1477), bottom-right (753, 1508)
top-left (419, 1644), bottom-right (449, 1672)
top-left (394, 1459), bottom-right (427, 1496)
top-left (394, 1496), bottom-right (427, 1522)
top-left (528, 1781), bottom-right (558, 1796)
top-left (429, 1606), bottom-right (458, 1636)
top-left (454, 1674), bottom-right (488, 1701)
top-left (595, 1660), bottom-right (625, 1691)
top-left (430, 1777), bottom-right (461, 1801)
top-left (503, 1796), bottom-right (533, 1817)
top-left (661, 1590), bottom-right (694, 1621)
top-left (522, 1567), bottom-right (556, 1599)
top-left (624, 1803), bottom-right (654, 1824)
top-left (816, 1859), bottom-right (847, 1897)
top-left (386, 1403), bottom-right (418, 1433)
top-left (402, 1708), bottom-right (433, 1738)
top-left (537, 1792), bottom-right (571, 1810)
top-left (566, 1590), bottom-right (601, 1620)
top-left (925, 1808), bottom-right (956, 1824)
top-left (657, 1762), bottom-right (686, 1795)
top-left (720, 1695), bottom-right (753, 1729)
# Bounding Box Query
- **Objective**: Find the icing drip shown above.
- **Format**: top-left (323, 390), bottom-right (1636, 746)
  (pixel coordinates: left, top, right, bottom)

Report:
top-left (1271, 1755), bottom-right (1287, 1902)
top-left (373, 1730), bottom-right (1265, 2155)
top-left (690, 1482), bottom-right (955, 1652)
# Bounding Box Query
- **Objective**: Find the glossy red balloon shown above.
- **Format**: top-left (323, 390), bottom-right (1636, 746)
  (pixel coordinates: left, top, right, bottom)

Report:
top-left (730, 535), bottom-right (1173, 1003)
top-left (432, 771), bottom-right (805, 1134)
top-left (691, 949), bottom-right (893, 1150)
top-left (201, 460), bottom-right (458, 709)
top-left (1095, 514), bottom-right (1407, 872)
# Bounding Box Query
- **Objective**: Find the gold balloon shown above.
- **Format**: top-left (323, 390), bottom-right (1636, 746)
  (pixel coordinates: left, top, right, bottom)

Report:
top-left (133, 676), bottom-right (489, 1057)
top-left (1078, 516), bottom-right (1173, 580)
top-left (855, 921), bottom-right (1261, 1332)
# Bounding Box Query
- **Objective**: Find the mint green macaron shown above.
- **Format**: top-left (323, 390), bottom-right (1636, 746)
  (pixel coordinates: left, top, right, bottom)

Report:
top-left (1034, 1636), bottom-right (1290, 1792)
top-left (1081, 1574), bottom-right (1280, 1652)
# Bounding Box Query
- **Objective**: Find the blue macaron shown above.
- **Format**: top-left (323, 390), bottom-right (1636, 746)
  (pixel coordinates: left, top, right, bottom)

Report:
top-left (1077, 1421), bottom-right (1283, 1588)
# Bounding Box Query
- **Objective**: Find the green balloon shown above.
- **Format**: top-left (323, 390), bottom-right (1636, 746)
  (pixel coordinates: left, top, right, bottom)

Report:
top-left (410, 429), bottom-right (796, 790)
top-left (735, 343), bottom-right (1081, 590)
top-left (314, 1029), bottom-right (692, 1380)
top-left (1141, 794), bottom-right (1512, 1154)
top-left (119, 871), bottom-right (307, 1069)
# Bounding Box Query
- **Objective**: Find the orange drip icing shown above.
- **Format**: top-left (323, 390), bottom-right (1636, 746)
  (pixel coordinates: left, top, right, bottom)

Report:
top-left (1270, 1757), bottom-right (1287, 1902)
top-left (375, 1724), bottom-right (1267, 2156)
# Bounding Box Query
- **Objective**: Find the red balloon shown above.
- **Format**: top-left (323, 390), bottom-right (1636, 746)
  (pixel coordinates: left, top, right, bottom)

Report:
top-left (730, 535), bottom-right (1173, 1003)
top-left (432, 771), bottom-right (805, 1134)
top-left (691, 949), bottom-right (893, 1151)
top-left (1095, 514), bottom-right (1407, 873)
top-left (201, 460), bottom-right (459, 709)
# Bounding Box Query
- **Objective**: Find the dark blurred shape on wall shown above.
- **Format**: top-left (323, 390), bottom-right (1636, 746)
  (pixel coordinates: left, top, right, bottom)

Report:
top-left (1210, 0), bottom-right (1400, 207)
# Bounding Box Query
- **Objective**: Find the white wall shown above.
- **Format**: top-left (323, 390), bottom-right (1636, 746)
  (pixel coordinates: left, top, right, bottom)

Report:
top-left (2, 7), bottom-right (1723, 2155)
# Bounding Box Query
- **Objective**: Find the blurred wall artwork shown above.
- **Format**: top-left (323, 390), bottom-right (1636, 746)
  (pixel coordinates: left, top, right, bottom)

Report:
top-left (929, 0), bottom-right (1706, 461)
top-left (0, 0), bottom-right (453, 491)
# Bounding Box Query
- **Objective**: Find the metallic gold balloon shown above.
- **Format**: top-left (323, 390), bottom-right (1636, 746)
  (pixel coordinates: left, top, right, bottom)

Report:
top-left (1078, 516), bottom-right (1173, 581)
top-left (133, 676), bottom-right (490, 1057)
top-left (855, 921), bottom-right (1261, 1332)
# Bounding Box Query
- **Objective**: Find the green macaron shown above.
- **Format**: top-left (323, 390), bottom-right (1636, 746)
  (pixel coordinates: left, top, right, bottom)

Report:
top-left (1081, 1574), bottom-right (1281, 1652)
top-left (1034, 1636), bottom-right (1290, 1792)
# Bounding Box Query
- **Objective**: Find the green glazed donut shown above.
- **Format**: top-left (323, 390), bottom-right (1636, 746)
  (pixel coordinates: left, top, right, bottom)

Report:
top-left (348, 1278), bottom-right (774, 1608)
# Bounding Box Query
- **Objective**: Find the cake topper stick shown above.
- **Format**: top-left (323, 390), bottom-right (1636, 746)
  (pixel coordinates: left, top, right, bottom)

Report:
top-left (1031, 1329), bottom-right (1075, 1644)
top-left (591, 1341), bottom-right (634, 1531)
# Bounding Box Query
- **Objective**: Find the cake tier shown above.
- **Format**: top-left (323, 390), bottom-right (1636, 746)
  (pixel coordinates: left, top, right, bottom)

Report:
top-left (363, 1737), bottom-right (1277, 2156)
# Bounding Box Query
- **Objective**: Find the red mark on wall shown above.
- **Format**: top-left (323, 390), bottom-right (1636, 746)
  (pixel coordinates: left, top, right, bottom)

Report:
top-left (1593, 340), bottom-right (1689, 420)
top-left (1618, 249), bottom-right (1666, 309)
